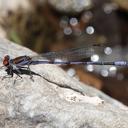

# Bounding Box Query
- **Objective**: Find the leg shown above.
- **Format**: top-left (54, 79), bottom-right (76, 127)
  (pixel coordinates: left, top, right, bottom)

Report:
top-left (1, 67), bottom-right (14, 80)
top-left (19, 65), bottom-right (34, 81)
top-left (16, 65), bottom-right (33, 79)
top-left (27, 65), bottom-right (34, 81)
top-left (14, 71), bottom-right (22, 79)
top-left (2, 68), bottom-right (22, 80)
top-left (1, 74), bottom-right (13, 80)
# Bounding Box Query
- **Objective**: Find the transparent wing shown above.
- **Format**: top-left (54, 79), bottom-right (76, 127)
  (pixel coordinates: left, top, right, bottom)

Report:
top-left (31, 44), bottom-right (103, 61)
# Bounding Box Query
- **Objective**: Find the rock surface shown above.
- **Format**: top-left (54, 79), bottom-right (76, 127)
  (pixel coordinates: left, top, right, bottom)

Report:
top-left (0, 38), bottom-right (128, 128)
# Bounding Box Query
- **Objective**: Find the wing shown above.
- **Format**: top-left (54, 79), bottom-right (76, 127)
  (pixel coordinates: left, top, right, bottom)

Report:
top-left (31, 44), bottom-right (104, 62)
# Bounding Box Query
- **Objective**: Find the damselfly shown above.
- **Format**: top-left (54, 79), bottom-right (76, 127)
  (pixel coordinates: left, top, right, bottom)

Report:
top-left (1, 44), bottom-right (128, 78)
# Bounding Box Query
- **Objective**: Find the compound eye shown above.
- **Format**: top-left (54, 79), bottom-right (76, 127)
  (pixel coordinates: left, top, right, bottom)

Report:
top-left (3, 55), bottom-right (10, 66)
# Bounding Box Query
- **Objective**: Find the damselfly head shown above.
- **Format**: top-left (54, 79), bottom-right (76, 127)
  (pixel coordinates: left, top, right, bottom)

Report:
top-left (3, 55), bottom-right (10, 66)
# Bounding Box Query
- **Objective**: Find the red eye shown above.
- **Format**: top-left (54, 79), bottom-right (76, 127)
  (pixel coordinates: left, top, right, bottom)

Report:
top-left (3, 55), bottom-right (10, 66)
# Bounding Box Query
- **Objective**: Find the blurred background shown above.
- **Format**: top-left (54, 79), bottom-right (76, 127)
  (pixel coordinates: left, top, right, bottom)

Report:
top-left (0, 0), bottom-right (128, 105)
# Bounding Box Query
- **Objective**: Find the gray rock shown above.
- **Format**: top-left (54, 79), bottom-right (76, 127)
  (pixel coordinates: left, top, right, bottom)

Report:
top-left (0, 0), bottom-right (30, 16)
top-left (0, 38), bottom-right (128, 128)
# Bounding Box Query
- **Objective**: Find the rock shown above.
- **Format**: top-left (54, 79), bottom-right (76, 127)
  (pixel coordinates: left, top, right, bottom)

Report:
top-left (48, 0), bottom-right (92, 13)
top-left (0, 0), bottom-right (30, 16)
top-left (0, 38), bottom-right (128, 128)
top-left (0, 0), bottom-right (31, 38)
